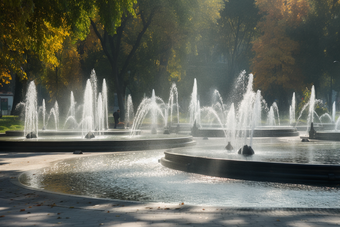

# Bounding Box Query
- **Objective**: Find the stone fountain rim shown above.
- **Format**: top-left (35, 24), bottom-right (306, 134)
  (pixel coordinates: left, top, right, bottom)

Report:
top-left (161, 151), bottom-right (340, 186)
top-left (0, 135), bottom-right (196, 152)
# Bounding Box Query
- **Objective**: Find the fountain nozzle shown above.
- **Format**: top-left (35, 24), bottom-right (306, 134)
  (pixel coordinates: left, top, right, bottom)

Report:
top-left (238, 145), bottom-right (254, 155)
top-left (225, 142), bottom-right (233, 151)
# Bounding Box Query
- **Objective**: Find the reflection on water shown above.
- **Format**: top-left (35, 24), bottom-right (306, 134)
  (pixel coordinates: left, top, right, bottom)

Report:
top-left (20, 137), bottom-right (340, 208)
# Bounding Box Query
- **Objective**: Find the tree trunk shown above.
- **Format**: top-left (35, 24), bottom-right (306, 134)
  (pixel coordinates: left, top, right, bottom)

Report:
top-left (11, 75), bottom-right (26, 115)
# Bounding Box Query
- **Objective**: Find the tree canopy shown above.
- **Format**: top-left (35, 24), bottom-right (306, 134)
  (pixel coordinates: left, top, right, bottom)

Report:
top-left (1, 0), bottom-right (340, 115)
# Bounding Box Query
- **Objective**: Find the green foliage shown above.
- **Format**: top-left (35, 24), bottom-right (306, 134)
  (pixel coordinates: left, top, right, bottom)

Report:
top-left (96, 0), bottom-right (136, 35)
top-left (0, 115), bottom-right (24, 133)
top-left (290, 0), bottom-right (340, 103)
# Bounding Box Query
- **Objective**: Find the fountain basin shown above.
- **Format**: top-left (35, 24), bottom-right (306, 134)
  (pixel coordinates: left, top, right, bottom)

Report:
top-left (161, 152), bottom-right (340, 185)
top-left (4, 129), bottom-right (139, 137)
top-left (0, 135), bottom-right (195, 152)
top-left (18, 140), bottom-right (340, 207)
top-left (315, 131), bottom-right (340, 141)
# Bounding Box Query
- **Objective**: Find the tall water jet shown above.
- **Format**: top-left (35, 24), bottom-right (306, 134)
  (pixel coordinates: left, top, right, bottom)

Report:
top-left (102, 79), bottom-right (109, 129)
top-left (82, 79), bottom-right (94, 135)
top-left (189, 78), bottom-right (199, 126)
top-left (236, 73), bottom-right (255, 146)
top-left (24, 81), bottom-right (38, 138)
top-left (249, 91), bottom-right (263, 148)
top-left (53, 101), bottom-right (59, 130)
top-left (70, 92), bottom-right (75, 119)
top-left (42, 99), bottom-right (46, 129)
top-left (151, 90), bottom-right (157, 130)
top-left (212, 90), bottom-right (226, 124)
top-left (267, 106), bottom-right (276, 126)
top-left (168, 83), bottom-right (179, 125)
top-left (97, 92), bottom-right (104, 132)
top-left (332, 101), bottom-right (336, 123)
top-left (125, 94), bottom-right (134, 128)
top-left (64, 91), bottom-right (77, 129)
top-left (253, 90), bottom-right (262, 127)
top-left (90, 69), bottom-right (98, 129)
top-left (307, 86), bottom-right (316, 131)
top-left (272, 102), bottom-right (280, 126)
top-left (226, 103), bottom-right (236, 147)
top-left (290, 92), bottom-right (296, 125)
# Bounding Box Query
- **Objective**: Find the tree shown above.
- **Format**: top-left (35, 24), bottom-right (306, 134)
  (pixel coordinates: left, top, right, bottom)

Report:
top-left (217, 0), bottom-right (261, 93)
top-left (90, 0), bottom-right (220, 116)
top-left (33, 37), bottom-right (83, 108)
top-left (251, 0), bottom-right (309, 107)
top-left (1, 0), bottom-right (96, 114)
top-left (0, 0), bottom-right (93, 84)
top-left (293, 0), bottom-right (340, 108)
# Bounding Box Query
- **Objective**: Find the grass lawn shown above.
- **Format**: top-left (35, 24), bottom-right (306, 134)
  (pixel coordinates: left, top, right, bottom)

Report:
top-left (0, 115), bottom-right (24, 133)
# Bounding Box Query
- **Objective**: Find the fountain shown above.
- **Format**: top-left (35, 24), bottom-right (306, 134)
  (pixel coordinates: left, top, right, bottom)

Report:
top-left (294, 85), bottom-right (339, 138)
top-left (189, 72), bottom-right (298, 139)
top-left (130, 89), bottom-right (168, 135)
top-left (267, 102), bottom-right (279, 126)
top-left (0, 70), bottom-right (194, 152)
top-left (3, 70), bottom-right (340, 190)
top-left (159, 74), bottom-right (340, 185)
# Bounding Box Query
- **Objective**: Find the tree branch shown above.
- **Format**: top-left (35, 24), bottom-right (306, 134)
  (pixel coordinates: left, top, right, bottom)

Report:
top-left (90, 18), bottom-right (113, 63)
top-left (121, 8), bottom-right (157, 76)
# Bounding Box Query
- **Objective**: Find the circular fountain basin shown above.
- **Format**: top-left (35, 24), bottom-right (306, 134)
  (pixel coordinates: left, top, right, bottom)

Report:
top-left (0, 134), bottom-right (195, 152)
top-left (161, 137), bottom-right (340, 185)
top-left (315, 131), bottom-right (340, 141)
top-left (19, 139), bottom-right (340, 208)
top-left (193, 126), bottom-right (299, 137)
top-left (5, 129), bottom-right (139, 137)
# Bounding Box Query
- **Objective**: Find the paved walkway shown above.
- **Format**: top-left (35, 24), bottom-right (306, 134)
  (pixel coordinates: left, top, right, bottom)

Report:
top-left (1, 152), bottom-right (340, 226)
